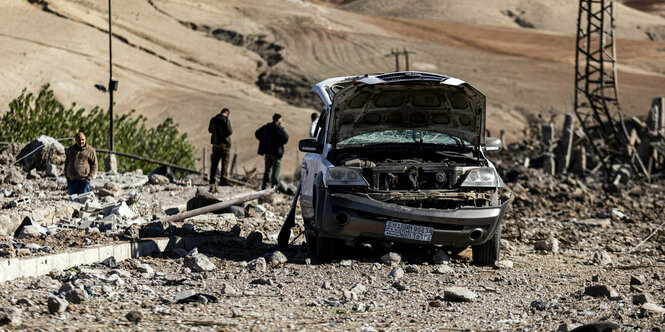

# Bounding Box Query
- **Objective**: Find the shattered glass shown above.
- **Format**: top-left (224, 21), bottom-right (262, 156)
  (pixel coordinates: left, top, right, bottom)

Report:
top-left (338, 130), bottom-right (471, 148)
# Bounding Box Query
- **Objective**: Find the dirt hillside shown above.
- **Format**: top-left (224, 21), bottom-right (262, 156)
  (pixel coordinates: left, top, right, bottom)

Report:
top-left (1, 0), bottom-right (664, 175)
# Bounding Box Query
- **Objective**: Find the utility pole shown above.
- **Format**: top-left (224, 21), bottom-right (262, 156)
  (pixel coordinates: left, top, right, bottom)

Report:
top-left (385, 48), bottom-right (400, 71)
top-left (105, 0), bottom-right (118, 172)
top-left (401, 47), bottom-right (416, 71)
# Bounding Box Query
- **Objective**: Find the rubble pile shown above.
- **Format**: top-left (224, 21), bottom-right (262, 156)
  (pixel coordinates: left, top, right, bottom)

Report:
top-left (0, 133), bottom-right (663, 330)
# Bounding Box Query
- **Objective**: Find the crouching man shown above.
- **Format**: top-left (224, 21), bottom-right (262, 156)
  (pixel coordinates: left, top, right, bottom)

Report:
top-left (64, 131), bottom-right (98, 195)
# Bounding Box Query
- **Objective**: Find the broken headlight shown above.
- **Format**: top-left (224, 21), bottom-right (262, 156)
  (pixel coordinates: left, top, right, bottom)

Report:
top-left (325, 167), bottom-right (369, 187)
top-left (460, 167), bottom-right (499, 187)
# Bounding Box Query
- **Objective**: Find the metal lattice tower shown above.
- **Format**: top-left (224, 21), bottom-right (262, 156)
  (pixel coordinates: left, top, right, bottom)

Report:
top-left (573, 0), bottom-right (647, 176)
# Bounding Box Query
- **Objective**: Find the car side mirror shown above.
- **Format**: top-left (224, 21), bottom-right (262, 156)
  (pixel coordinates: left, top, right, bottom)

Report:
top-left (483, 137), bottom-right (503, 153)
top-left (299, 138), bottom-right (321, 153)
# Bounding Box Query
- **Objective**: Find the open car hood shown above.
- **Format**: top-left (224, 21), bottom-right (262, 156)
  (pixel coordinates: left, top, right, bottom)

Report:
top-left (313, 72), bottom-right (486, 147)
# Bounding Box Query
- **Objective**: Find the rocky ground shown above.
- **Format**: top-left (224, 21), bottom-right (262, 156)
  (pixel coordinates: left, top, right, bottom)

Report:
top-left (1, 136), bottom-right (665, 331)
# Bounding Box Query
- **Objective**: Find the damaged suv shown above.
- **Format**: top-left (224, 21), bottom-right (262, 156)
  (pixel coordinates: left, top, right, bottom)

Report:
top-left (298, 72), bottom-right (511, 265)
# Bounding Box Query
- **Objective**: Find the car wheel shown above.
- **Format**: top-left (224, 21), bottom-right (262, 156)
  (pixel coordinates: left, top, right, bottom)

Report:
top-left (472, 225), bottom-right (501, 266)
top-left (305, 231), bottom-right (318, 254)
top-left (315, 235), bottom-right (344, 261)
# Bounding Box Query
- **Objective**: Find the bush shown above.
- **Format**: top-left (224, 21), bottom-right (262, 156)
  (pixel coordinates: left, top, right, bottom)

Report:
top-left (0, 84), bottom-right (196, 174)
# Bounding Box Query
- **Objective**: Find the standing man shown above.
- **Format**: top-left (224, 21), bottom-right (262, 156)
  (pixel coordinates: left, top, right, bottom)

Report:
top-left (64, 131), bottom-right (98, 195)
top-left (255, 113), bottom-right (289, 189)
top-left (309, 112), bottom-right (319, 138)
top-left (208, 108), bottom-right (233, 186)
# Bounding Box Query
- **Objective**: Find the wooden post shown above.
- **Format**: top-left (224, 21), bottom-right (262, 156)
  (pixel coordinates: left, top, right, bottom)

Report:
top-left (542, 122), bottom-right (555, 175)
top-left (556, 114), bottom-right (575, 174)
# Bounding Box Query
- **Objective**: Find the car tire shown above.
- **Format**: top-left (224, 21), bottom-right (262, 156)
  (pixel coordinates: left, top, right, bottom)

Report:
top-left (472, 224), bottom-right (501, 266)
top-left (315, 235), bottom-right (343, 261)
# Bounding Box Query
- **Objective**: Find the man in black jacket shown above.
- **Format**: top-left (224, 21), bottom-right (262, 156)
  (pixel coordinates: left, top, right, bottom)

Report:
top-left (255, 113), bottom-right (289, 189)
top-left (208, 108), bottom-right (232, 186)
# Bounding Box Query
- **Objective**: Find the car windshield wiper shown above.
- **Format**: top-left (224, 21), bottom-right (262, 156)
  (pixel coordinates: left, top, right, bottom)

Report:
top-left (434, 150), bottom-right (477, 161)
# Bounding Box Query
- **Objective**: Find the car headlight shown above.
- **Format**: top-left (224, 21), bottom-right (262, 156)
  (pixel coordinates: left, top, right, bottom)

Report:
top-left (460, 167), bottom-right (499, 187)
top-left (325, 167), bottom-right (369, 187)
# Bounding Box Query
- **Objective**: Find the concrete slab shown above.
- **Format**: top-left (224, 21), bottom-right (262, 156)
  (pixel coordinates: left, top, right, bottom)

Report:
top-left (0, 235), bottom-right (227, 283)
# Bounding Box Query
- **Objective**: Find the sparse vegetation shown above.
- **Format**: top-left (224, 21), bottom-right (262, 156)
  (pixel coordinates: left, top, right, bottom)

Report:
top-left (0, 84), bottom-right (196, 173)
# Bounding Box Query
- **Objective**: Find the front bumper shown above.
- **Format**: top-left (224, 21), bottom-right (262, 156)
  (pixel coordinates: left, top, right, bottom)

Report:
top-left (314, 190), bottom-right (511, 247)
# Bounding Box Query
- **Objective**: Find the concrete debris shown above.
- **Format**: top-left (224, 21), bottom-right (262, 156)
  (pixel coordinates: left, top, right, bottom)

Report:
top-left (247, 257), bottom-right (267, 272)
top-left (388, 267), bottom-right (404, 279)
top-left (494, 260), bottom-right (514, 269)
top-left (584, 285), bottom-right (619, 299)
top-left (638, 303), bottom-right (665, 318)
top-left (433, 264), bottom-right (454, 274)
top-left (10, 196), bottom-right (31, 208)
top-left (534, 237), bottom-right (559, 253)
top-left (149, 174), bottom-right (169, 185)
top-left (47, 296), bottom-right (68, 313)
top-left (16, 135), bottom-right (65, 172)
top-left (45, 163), bottom-right (59, 177)
top-left (268, 251), bottom-right (287, 265)
top-left (65, 288), bottom-right (88, 304)
top-left (381, 252), bottom-right (401, 266)
top-left (444, 287), bottom-right (478, 302)
top-left (592, 251), bottom-right (613, 266)
top-left (0, 307), bottom-right (22, 326)
top-left (184, 254), bottom-right (216, 272)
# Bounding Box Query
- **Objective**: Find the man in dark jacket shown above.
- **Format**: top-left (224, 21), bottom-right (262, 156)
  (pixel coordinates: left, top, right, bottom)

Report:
top-left (208, 108), bottom-right (232, 186)
top-left (255, 113), bottom-right (289, 189)
top-left (64, 131), bottom-right (98, 195)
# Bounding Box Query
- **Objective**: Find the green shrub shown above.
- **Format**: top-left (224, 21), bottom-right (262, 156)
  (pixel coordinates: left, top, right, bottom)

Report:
top-left (0, 84), bottom-right (196, 174)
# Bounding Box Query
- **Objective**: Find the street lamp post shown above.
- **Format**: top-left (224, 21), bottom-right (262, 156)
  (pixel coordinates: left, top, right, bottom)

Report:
top-left (105, 0), bottom-right (118, 172)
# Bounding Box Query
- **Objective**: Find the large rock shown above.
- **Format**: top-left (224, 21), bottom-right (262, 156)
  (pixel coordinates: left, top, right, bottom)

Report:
top-left (16, 135), bottom-right (65, 171)
top-left (149, 174), bottom-right (169, 185)
top-left (0, 307), bottom-right (22, 326)
top-left (184, 254), bottom-right (216, 272)
top-left (47, 296), bottom-right (68, 313)
top-left (65, 289), bottom-right (88, 304)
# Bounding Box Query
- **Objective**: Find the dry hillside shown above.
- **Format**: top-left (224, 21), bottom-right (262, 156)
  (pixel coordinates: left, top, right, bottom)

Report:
top-left (1, 0), bottom-right (664, 174)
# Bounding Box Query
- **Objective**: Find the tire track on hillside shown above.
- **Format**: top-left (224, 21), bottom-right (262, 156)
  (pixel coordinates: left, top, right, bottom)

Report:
top-left (25, 0), bottom-right (224, 79)
top-left (0, 32), bottom-right (231, 97)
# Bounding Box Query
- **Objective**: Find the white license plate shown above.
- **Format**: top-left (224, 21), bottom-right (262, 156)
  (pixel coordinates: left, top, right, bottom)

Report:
top-left (384, 221), bottom-right (433, 242)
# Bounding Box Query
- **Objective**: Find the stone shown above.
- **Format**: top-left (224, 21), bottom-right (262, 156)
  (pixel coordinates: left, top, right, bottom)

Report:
top-left (495, 260), bottom-right (514, 269)
top-left (104, 201), bottom-right (136, 219)
top-left (58, 282), bottom-right (75, 294)
top-left (184, 254), bottom-right (216, 272)
top-left (33, 277), bottom-right (59, 289)
top-left (149, 174), bottom-right (169, 185)
top-left (110, 269), bottom-right (132, 279)
top-left (392, 281), bottom-right (407, 291)
top-left (381, 252), bottom-right (401, 266)
top-left (429, 300), bottom-right (444, 308)
top-left (246, 230), bottom-right (264, 244)
top-left (181, 223), bottom-right (195, 232)
top-left (592, 251), bottom-right (613, 265)
top-left (584, 285), bottom-right (619, 299)
top-left (0, 307), bottom-right (22, 326)
top-left (231, 225), bottom-right (242, 237)
top-left (16, 135), bottom-right (65, 171)
top-left (16, 299), bottom-right (32, 307)
top-left (444, 287), bottom-right (478, 302)
top-left (250, 278), bottom-right (272, 285)
top-left (352, 302), bottom-right (366, 312)
top-left (350, 283), bottom-right (366, 295)
top-left (268, 251), bottom-right (288, 265)
top-left (534, 237), bottom-right (559, 253)
top-left (47, 296), bottom-right (68, 313)
top-left (530, 300), bottom-right (546, 311)
top-left (136, 263), bottom-right (154, 275)
top-left (247, 257), bottom-right (267, 272)
top-left (28, 168), bottom-right (41, 179)
top-left (65, 289), bottom-right (88, 304)
top-left (322, 281), bottom-right (334, 290)
top-left (229, 206), bottom-right (245, 218)
top-left (432, 249), bottom-right (449, 264)
top-left (45, 163), bottom-right (59, 177)
top-left (434, 264), bottom-right (454, 274)
top-left (633, 293), bottom-right (655, 305)
top-left (639, 303), bottom-right (665, 318)
top-left (405, 265), bottom-right (421, 274)
top-left (630, 275), bottom-right (645, 286)
top-left (389, 267), bottom-right (404, 279)
top-left (125, 310), bottom-right (142, 322)
top-left (343, 290), bottom-right (357, 301)
top-left (220, 283), bottom-right (237, 295)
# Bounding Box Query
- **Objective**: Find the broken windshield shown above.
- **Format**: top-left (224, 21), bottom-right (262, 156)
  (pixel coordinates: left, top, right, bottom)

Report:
top-left (337, 129), bottom-right (472, 148)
